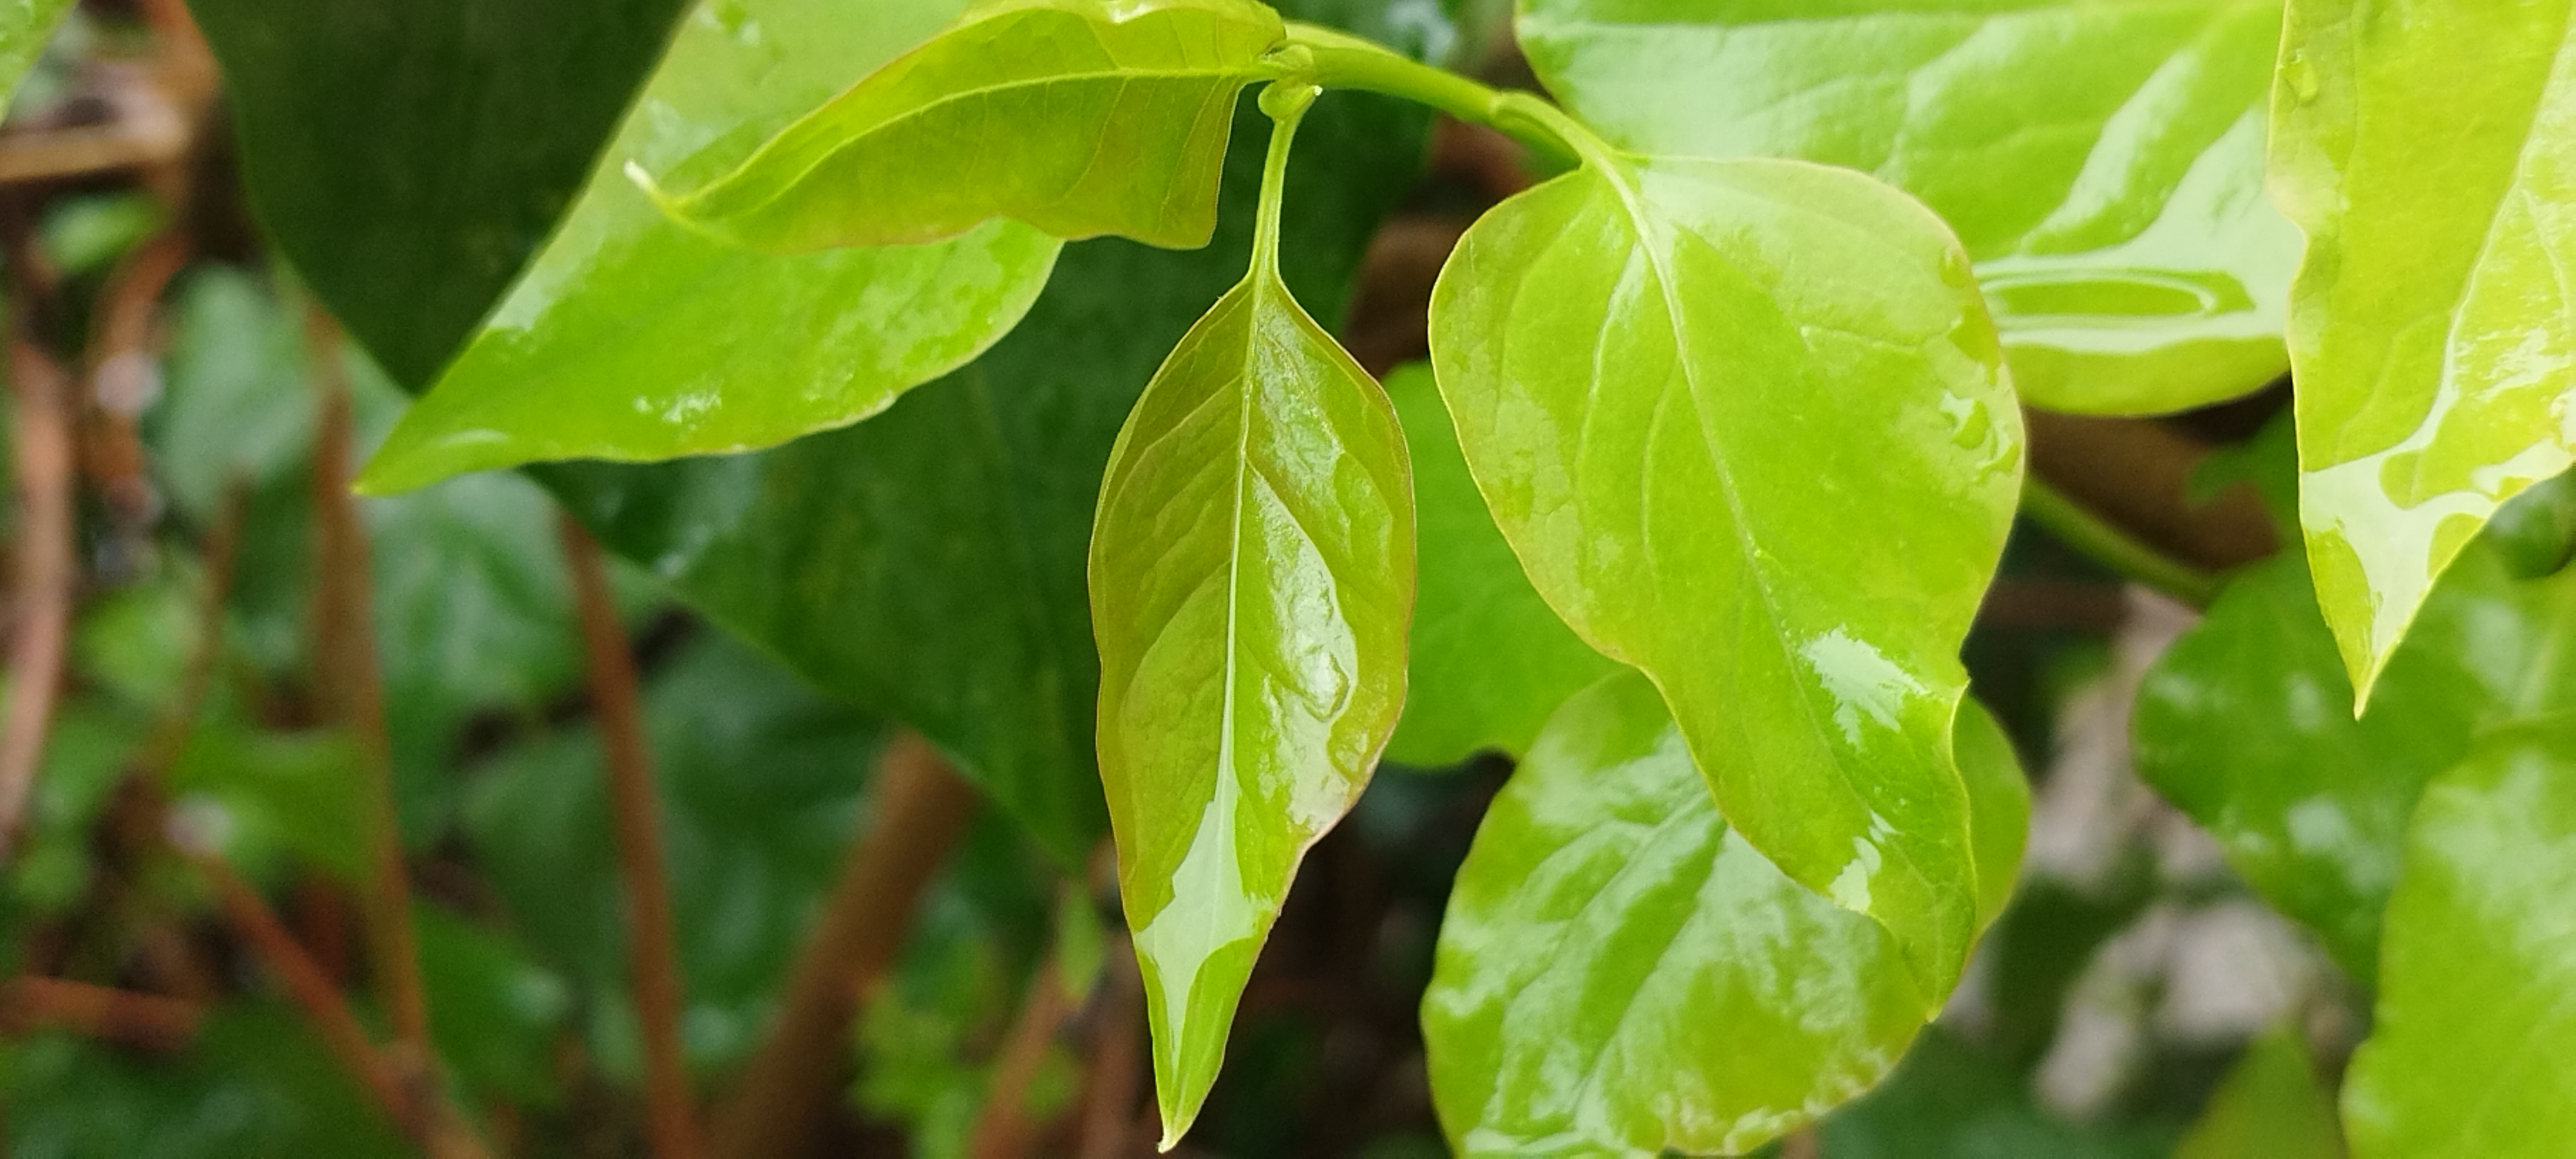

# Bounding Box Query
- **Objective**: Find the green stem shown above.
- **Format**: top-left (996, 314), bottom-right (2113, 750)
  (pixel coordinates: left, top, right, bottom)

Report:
top-left (2020, 476), bottom-right (2225, 608)
top-left (1250, 80), bottom-right (1314, 278)
top-left (1267, 23), bottom-right (1600, 169)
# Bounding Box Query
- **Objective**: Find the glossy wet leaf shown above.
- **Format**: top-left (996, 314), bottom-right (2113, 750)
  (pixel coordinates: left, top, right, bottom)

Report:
top-left (2340, 722), bottom-right (2576, 1157)
top-left (1517, 0), bottom-right (2298, 415)
top-left (356, 0), bottom-right (1063, 494)
top-left (1429, 154), bottom-right (2020, 987)
top-left (649, 0), bottom-right (1286, 252)
top-left (2175, 1027), bottom-right (2344, 1159)
top-left (2134, 546), bottom-right (2576, 981)
top-left (0, 0), bottom-right (70, 114)
top-left (545, 12), bottom-right (1434, 862)
top-left (1091, 130), bottom-right (1414, 1135)
top-left (1422, 672), bottom-right (2029, 1156)
top-left (1383, 362), bottom-right (1613, 767)
top-left (190, 0), bottom-right (690, 384)
top-left (2274, 0), bottom-right (2576, 703)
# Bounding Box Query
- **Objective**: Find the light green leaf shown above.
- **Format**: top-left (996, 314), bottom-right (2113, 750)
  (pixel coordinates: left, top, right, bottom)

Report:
top-left (1383, 361), bottom-right (1615, 767)
top-left (1428, 153), bottom-right (2020, 988)
top-left (2134, 545), bottom-right (2576, 982)
top-left (647, 0), bottom-right (1287, 252)
top-left (0, 0), bottom-right (71, 115)
top-left (2340, 721), bottom-right (2576, 1158)
top-left (2275, 0), bottom-right (2576, 703)
top-left (355, 0), bottom-right (1063, 493)
top-left (2176, 1027), bottom-right (2344, 1159)
top-left (1516, 0), bottom-right (2299, 415)
top-left (1422, 672), bottom-right (2029, 1156)
top-left (1090, 96), bottom-right (1413, 1144)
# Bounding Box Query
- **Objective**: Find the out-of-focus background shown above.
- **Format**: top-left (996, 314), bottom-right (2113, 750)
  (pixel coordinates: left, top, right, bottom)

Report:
top-left (0, 1), bottom-right (2348, 1155)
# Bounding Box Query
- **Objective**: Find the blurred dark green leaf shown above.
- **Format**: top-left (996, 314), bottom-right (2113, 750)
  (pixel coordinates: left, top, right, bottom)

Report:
top-left (38, 193), bottom-right (166, 278)
top-left (166, 720), bottom-right (370, 885)
top-left (1817, 1028), bottom-right (2178, 1158)
top-left (2174, 1026), bottom-right (2342, 1159)
top-left (417, 903), bottom-right (575, 1107)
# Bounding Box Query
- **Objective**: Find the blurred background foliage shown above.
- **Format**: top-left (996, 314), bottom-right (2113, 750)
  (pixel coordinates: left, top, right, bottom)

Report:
top-left (0, 0), bottom-right (2418, 1154)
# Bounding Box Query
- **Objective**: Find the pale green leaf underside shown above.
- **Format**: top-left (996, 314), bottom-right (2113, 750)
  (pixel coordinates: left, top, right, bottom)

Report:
top-left (0, 0), bottom-right (70, 115)
top-left (649, 0), bottom-right (1287, 252)
top-left (1429, 154), bottom-right (2020, 991)
top-left (1517, 0), bottom-right (2300, 415)
top-left (2174, 1027), bottom-right (2345, 1159)
top-left (2341, 722), bottom-right (2576, 1158)
top-left (1383, 362), bottom-right (1616, 766)
top-left (2275, 0), bottom-right (2576, 704)
top-left (2134, 546), bottom-right (2576, 983)
top-left (1423, 672), bottom-right (2029, 1156)
top-left (354, 0), bottom-right (1064, 495)
top-left (1090, 268), bottom-right (1412, 1144)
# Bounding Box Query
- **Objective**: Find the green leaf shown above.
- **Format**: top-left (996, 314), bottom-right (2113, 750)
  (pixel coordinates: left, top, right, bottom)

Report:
top-left (2274, 0), bottom-right (2576, 703)
top-left (1816, 1028), bottom-right (2177, 1159)
top-left (355, 0), bottom-right (1063, 494)
top-left (647, 0), bottom-right (1287, 252)
top-left (1421, 672), bottom-right (2029, 1156)
top-left (2175, 1027), bottom-right (2344, 1159)
top-left (1382, 361), bottom-right (1613, 767)
top-left (1092, 91), bottom-right (1412, 1145)
top-left (1428, 153), bottom-right (2020, 988)
top-left (417, 904), bottom-right (575, 1106)
top-left (544, 6), bottom-right (1435, 863)
top-left (0, 0), bottom-right (70, 115)
top-left (1516, 0), bottom-right (2298, 415)
top-left (2340, 721), bottom-right (2576, 1157)
top-left (2134, 546), bottom-right (2576, 982)
top-left (189, 0), bottom-right (691, 384)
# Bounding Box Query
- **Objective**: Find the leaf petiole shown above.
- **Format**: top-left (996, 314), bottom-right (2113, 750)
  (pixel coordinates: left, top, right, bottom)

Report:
top-left (2019, 476), bottom-right (2226, 608)
top-left (1266, 23), bottom-right (1600, 169)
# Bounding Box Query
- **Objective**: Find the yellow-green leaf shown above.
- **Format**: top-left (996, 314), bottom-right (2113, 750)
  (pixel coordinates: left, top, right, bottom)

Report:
top-left (2175, 1026), bottom-right (2345, 1159)
top-left (2275, 0), bottom-right (2576, 704)
top-left (1428, 153), bottom-right (2020, 990)
top-left (646, 0), bottom-right (1288, 253)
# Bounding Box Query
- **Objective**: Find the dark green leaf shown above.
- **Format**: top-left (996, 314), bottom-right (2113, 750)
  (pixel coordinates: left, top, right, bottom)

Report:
top-left (2340, 721), bottom-right (2576, 1155)
top-left (2274, 0), bottom-right (2576, 702)
top-left (1817, 1028), bottom-right (2177, 1159)
top-left (355, 0), bottom-right (1063, 494)
top-left (1383, 361), bottom-right (1613, 767)
top-left (417, 904), bottom-right (575, 1106)
top-left (1422, 673), bottom-right (2029, 1155)
top-left (647, 0), bottom-right (1287, 252)
top-left (1429, 153), bottom-right (2020, 988)
top-left (189, 0), bottom-right (691, 384)
top-left (1516, 0), bottom-right (2298, 415)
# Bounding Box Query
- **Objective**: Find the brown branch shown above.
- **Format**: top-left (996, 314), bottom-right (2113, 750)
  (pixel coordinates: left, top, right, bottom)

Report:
top-left (560, 514), bottom-right (699, 1159)
top-left (82, 231), bottom-right (193, 529)
top-left (302, 306), bottom-right (430, 1053)
top-left (1077, 934), bottom-right (1146, 1159)
top-left (1, 975), bottom-right (202, 1049)
top-left (966, 949), bottom-right (1075, 1159)
top-left (709, 731), bottom-right (979, 1159)
top-left (0, 341), bottom-right (78, 862)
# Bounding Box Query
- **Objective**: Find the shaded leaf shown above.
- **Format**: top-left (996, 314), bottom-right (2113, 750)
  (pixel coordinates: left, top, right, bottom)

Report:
top-left (2340, 721), bottom-right (2576, 1157)
top-left (2273, 0), bottom-right (2576, 702)
top-left (1429, 153), bottom-right (2019, 988)
top-left (649, 0), bottom-right (1285, 252)
top-left (1092, 96), bottom-right (1412, 1142)
top-left (357, 0), bottom-right (1063, 494)
top-left (189, 0), bottom-right (691, 384)
top-left (1816, 1028), bottom-right (2177, 1159)
top-left (417, 904), bottom-right (575, 1107)
top-left (1383, 361), bottom-right (1613, 768)
top-left (2134, 547), bottom-right (2576, 981)
top-left (1422, 672), bottom-right (2029, 1156)
top-left (1517, 0), bottom-right (2298, 415)
top-left (2175, 1026), bottom-right (2343, 1159)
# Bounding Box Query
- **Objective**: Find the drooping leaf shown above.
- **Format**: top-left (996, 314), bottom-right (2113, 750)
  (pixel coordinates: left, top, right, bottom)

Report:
top-left (354, 0), bottom-right (1063, 494)
top-left (1383, 361), bottom-right (1613, 767)
top-left (1429, 153), bottom-right (2020, 988)
top-left (545, 1), bottom-right (1436, 863)
top-left (1092, 91), bottom-right (1413, 1144)
top-left (2340, 721), bottom-right (2576, 1157)
top-left (2134, 546), bottom-right (2576, 981)
top-left (2175, 1027), bottom-right (2344, 1159)
top-left (647, 0), bottom-right (1287, 253)
top-left (0, 0), bottom-right (70, 114)
top-left (1515, 0), bottom-right (2299, 415)
top-left (189, 0), bottom-right (692, 384)
top-left (2273, 0), bottom-right (2576, 703)
top-left (1421, 672), bottom-right (2029, 1156)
